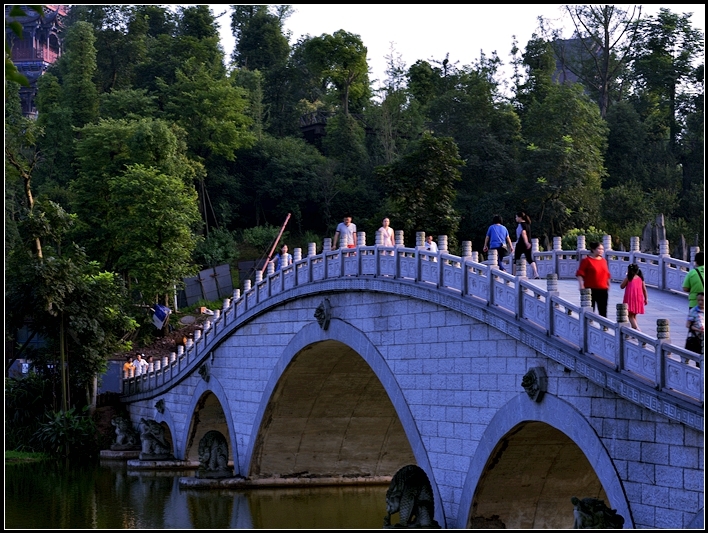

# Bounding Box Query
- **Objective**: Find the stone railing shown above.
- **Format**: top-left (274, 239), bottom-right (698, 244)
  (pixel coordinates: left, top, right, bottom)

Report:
top-left (122, 233), bottom-right (701, 407)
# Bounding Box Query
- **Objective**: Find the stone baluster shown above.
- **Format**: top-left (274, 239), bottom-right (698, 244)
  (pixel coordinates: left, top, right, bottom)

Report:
top-left (170, 352), bottom-right (176, 363)
top-left (186, 337), bottom-right (193, 350)
top-left (689, 246), bottom-right (700, 263)
top-left (553, 237), bottom-right (562, 251)
top-left (577, 235), bottom-right (586, 253)
top-left (308, 242), bottom-right (317, 256)
top-left (416, 232), bottom-right (425, 249)
top-left (546, 273), bottom-right (559, 293)
top-left (658, 240), bottom-right (669, 256)
top-left (438, 235), bottom-right (448, 253)
top-left (487, 249), bottom-right (499, 269)
top-left (471, 251), bottom-right (479, 263)
top-left (232, 288), bottom-right (241, 300)
top-left (222, 298), bottom-right (230, 311)
top-left (461, 241), bottom-right (472, 258)
top-left (323, 238), bottom-right (332, 252)
top-left (516, 256), bottom-right (527, 278)
top-left (255, 270), bottom-right (263, 283)
top-left (154, 359), bottom-right (161, 371)
top-left (148, 362), bottom-right (154, 373)
top-left (177, 345), bottom-right (184, 357)
top-left (531, 238), bottom-right (539, 252)
top-left (603, 234), bottom-right (613, 251)
top-left (267, 261), bottom-right (274, 275)
top-left (395, 230), bottom-right (405, 247)
top-left (194, 329), bottom-right (202, 342)
top-left (579, 288), bottom-right (592, 309)
top-left (214, 309), bottom-right (221, 320)
top-left (616, 303), bottom-right (628, 324)
top-left (162, 356), bottom-right (169, 369)
top-left (294, 247), bottom-right (302, 262)
top-left (357, 232), bottom-right (366, 247)
top-left (629, 237), bottom-right (640, 252)
top-left (244, 279), bottom-right (252, 291)
top-left (375, 229), bottom-right (384, 246)
top-left (656, 319), bottom-right (670, 340)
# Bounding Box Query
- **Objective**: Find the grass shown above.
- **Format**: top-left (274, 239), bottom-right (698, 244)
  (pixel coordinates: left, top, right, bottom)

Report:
top-left (5, 450), bottom-right (49, 464)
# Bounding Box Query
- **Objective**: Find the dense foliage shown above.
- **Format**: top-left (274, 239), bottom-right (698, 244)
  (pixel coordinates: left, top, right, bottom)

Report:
top-left (4, 5), bottom-right (704, 441)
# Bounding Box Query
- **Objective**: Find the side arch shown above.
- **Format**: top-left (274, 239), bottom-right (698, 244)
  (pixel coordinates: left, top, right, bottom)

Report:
top-left (456, 393), bottom-right (632, 529)
top-left (179, 375), bottom-right (240, 473)
top-left (243, 317), bottom-right (447, 528)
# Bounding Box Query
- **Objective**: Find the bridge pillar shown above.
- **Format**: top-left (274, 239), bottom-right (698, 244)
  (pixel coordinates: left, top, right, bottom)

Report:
top-left (487, 249), bottom-right (499, 269)
top-left (375, 229), bottom-right (383, 246)
top-left (515, 256), bottom-right (527, 278)
top-left (294, 248), bottom-right (302, 262)
top-left (244, 279), bottom-right (252, 291)
top-left (232, 288), bottom-right (240, 301)
top-left (308, 242), bottom-right (317, 256)
top-left (577, 235), bottom-right (586, 254)
top-left (416, 231), bottom-right (425, 248)
top-left (357, 232), bottom-right (366, 247)
top-left (323, 238), bottom-right (332, 252)
top-left (531, 238), bottom-right (539, 252)
top-left (471, 251), bottom-right (479, 263)
top-left (438, 235), bottom-right (448, 252)
top-left (395, 230), bottom-right (405, 247)
top-left (256, 270), bottom-right (263, 282)
top-left (267, 262), bottom-right (274, 275)
top-left (603, 234), bottom-right (613, 251)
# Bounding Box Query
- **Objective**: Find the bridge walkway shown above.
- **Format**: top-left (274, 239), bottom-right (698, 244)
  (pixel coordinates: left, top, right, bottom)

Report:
top-left (529, 278), bottom-right (691, 348)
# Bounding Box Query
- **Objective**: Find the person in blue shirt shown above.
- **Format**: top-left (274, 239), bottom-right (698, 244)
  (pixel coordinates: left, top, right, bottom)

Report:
top-left (483, 214), bottom-right (514, 272)
top-left (271, 244), bottom-right (293, 271)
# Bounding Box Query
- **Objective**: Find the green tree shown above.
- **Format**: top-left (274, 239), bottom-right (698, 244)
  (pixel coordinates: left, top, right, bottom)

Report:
top-left (375, 133), bottom-right (464, 247)
top-left (61, 21), bottom-right (99, 128)
top-left (557, 5), bottom-right (643, 118)
top-left (303, 30), bottom-right (370, 115)
top-left (108, 164), bottom-right (201, 304)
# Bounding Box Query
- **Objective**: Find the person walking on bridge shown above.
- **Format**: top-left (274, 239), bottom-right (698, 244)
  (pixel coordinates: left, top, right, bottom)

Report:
top-left (483, 214), bottom-right (514, 272)
top-left (576, 241), bottom-right (611, 317)
top-left (683, 252), bottom-right (704, 310)
top-left (333, 215), bottom-right (357, 249)
top-left (620, 264), bottom-right (648, 330)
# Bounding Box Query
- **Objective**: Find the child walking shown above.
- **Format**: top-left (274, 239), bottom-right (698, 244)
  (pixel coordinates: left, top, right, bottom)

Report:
top-left (620, 263), bottom-right (648, 330)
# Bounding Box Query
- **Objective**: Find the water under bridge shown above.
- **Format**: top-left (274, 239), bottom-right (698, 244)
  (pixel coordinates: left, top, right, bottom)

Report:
top-left (119, 238), bottom-right (703, 529)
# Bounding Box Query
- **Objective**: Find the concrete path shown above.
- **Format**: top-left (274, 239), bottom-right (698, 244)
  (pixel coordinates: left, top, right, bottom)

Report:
top-left (526, 278), bottom-right (691, 347)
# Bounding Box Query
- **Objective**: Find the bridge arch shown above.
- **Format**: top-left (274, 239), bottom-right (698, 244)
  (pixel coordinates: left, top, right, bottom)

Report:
top-left (244, 318), bottom-right (447, 527)
top-left (181, 376), bottom-right (240, 472)
top-left (457, 393), bottom-right (632, 529)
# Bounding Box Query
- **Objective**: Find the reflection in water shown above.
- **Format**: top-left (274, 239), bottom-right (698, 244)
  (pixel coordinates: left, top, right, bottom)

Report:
top-left (6, 460), bottom-right (388, 529)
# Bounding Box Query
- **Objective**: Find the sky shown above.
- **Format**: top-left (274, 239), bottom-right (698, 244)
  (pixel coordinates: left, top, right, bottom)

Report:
top-left (210, 4), bottom-right (705, 93)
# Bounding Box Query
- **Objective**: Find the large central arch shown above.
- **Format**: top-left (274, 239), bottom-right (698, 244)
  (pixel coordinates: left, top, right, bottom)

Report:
top-left (243, 318), bottom-right (447, 527)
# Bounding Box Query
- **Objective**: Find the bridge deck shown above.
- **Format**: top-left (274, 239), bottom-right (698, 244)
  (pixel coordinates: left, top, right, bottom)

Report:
top-left (530, 278), bottom-right (691, 347)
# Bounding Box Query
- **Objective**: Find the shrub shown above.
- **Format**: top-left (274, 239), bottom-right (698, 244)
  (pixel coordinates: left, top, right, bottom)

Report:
top-left (32, 406), bottom-right (99, 460)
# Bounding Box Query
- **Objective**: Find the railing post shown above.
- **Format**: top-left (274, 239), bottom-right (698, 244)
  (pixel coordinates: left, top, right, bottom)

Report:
top-left (656, 319), bottom-right (670, 389)
top-left (658, 239), bottom-right (670, 290)
top-left (579, 288), bottom-right (592, 351)
top-left (323, 238), bottom-right (331, 252)
top-left (395, 230), bottom-right (405, 248)
top-left (471, 251), bottom-right (479, 263)
top-left (616, 303), bottom-right (629, 370)
top-left (553, 236), bottom-right (562, 276)
top-left (308, 242), bottom-right (317, 256)
top-left (438, 235), bottom-right (448, 287)
top-left (357, 231), bottom-right (366, 247)
top-left (487, 249), bottom-right (499, 270)
top-left (603, 234), bottom-right (613, 251)
top-left (546, 273), bottom-right (559, 337)
top-left (689, 246), bottom-right (700, 263)
top-left (516, 256), bottom-right (527, 278)
top-left (415, 231), bottom-right (425, 249)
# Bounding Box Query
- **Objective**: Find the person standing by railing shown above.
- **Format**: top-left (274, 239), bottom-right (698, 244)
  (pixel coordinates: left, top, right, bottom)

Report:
top-left (576, 241), bottom-right (611, 317)
top-left (682, 252), bottom-right (704, 310)
top-left (333, 215), bottom-right (357, 249)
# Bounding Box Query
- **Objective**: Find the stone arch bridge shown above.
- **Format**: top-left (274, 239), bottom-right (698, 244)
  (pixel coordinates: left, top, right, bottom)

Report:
top-left (121, 242), bottom-right (703, 529)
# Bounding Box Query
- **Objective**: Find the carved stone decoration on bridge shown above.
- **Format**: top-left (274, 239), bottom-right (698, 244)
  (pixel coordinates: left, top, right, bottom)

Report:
top-left (155, 399), bottom-right (165, 414)
top-left (196, 430), bottom-right (233, 479)
top-left (198, 363), bottom-right (210, 383)
top-left (110, 416), bottom-right (140, 451)
top-left (138, 418), bottom-right (174, 461)
top-left (383, 465), bottom-right (440, 528)
top-left (571, 496), bottom-right (625, 529)
top-left (522, 367), bottom-right (548, 402)
top-left (314, 298), bottom-right (332, 330)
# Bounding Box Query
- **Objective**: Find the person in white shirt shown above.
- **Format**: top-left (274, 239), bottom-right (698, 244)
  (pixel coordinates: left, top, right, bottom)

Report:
top-left (378, 217), bottom-right (395, 252)
top-left (425, 234), bottom-right (438, 253)
top-left (333, 215), bottom-right (357, 249)
top-left (271, 244), bottom-right (292, 271)
top-left (134, 353), bottom-right (148, 376)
